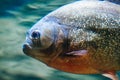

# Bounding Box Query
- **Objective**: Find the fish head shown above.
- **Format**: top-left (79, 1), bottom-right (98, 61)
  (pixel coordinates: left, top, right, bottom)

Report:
top-left (22, 17), bottom-right (67, 63)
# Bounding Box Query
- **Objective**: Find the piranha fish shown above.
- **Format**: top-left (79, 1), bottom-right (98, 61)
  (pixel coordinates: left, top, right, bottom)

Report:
top-left (23, 0), bottom-right (120, 80)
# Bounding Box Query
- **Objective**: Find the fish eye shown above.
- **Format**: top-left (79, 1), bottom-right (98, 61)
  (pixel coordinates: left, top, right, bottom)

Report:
top-left (31, 30), bottom-right (40, 39)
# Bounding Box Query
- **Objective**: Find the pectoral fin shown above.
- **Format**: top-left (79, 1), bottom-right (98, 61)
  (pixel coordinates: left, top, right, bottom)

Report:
top-left (66, 50), bottom-right (88, 56)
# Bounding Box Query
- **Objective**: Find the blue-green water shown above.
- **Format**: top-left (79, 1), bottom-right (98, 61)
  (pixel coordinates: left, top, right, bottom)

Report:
top-left (0, 0), bottom-right (120, 80)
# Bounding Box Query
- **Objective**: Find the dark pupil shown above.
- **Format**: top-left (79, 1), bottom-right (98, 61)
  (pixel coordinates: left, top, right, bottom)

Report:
top-left (31, 31), bottom-right (40, 39)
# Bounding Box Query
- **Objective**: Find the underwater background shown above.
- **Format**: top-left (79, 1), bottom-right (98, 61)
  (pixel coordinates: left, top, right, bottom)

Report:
top-left (0, 0), bottom-right (120, 80)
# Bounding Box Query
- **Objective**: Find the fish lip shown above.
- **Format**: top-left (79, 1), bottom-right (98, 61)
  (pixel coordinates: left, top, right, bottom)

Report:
top-left (22, 43), bottom-right (32, 55)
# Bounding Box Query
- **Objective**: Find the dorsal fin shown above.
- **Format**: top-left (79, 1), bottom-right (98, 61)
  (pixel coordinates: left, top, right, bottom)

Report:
top-left (81, 0), bottom-right (120, 5)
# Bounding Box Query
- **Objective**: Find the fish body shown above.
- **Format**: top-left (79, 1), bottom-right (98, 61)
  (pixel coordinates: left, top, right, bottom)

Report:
top-left (23, 1), bottom-right (120, 80)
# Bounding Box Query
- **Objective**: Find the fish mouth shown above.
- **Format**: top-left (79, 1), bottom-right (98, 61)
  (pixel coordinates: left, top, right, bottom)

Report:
top-left (22, 43), bottom-right (32, 55)
top-left (22, 43), bottom-right (48, 57)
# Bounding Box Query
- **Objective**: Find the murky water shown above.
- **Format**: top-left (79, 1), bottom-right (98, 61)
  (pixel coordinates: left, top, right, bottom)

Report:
top-left (0, 0), bottom-right (119, 80)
